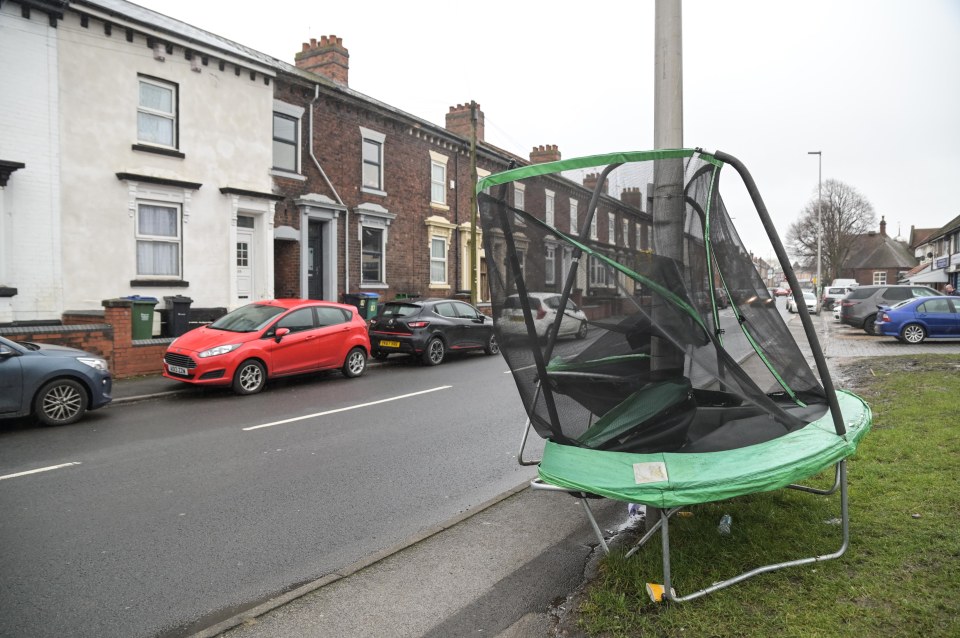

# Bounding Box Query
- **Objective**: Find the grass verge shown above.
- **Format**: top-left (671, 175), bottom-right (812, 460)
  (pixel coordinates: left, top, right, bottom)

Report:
top-left (575, 354), bottom-right (960, 637)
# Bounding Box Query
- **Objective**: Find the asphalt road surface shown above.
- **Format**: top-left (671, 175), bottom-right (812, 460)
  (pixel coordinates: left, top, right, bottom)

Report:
top-left (0, 353), bottom-right (536, 638)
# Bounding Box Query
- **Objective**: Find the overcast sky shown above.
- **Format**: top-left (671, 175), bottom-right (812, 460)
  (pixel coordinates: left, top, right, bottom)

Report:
top-left (133, 0), bottom-right (960, 261)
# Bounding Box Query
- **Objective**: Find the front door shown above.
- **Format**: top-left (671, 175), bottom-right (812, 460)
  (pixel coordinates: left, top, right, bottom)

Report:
top-left (236, 216), bottom-right (255, 304)
top-left (307, 220), bottom-right (324, 299)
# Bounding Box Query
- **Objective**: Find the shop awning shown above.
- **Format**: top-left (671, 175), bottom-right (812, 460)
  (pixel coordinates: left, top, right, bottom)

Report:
top-left (908, 267), bottom-right (948, 283)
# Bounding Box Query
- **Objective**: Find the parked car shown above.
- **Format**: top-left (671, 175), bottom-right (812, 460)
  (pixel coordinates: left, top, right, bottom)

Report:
top-left (786, 290), bottom-right (820, 315)
top-left (821, 286), bottom-right (853, 311)
top-left (773, 287), bottom-right (791, 297)
top-left (839, 285), bottom-right (942, 335)
top-left (162, 299), bottom-right (370, 395)
top-left (875, 296), bottom-right (960, 343)
top-left (368, 298), bottom-right (497, 366)
top-left (499, 292), bottom-right (589, 343)
top-left (0, 336), bottom-right (112, 425)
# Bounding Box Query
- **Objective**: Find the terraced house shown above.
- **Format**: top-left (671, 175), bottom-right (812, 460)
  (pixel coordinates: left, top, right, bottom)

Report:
top-left (1, 0), bottom-right (652, 375)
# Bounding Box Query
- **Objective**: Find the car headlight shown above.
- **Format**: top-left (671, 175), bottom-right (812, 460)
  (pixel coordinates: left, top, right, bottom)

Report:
top-left (78, 356), bottom-right (109, 371)
top-left (199, 344), bottom-right (241, 358)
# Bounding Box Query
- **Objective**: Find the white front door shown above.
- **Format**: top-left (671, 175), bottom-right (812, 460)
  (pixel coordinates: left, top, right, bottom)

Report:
top-left (236, 216), bottom-right (255, 304)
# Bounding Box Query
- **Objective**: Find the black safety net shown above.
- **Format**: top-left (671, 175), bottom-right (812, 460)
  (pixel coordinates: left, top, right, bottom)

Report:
top-left (477, 150), bottom-right (828, 454)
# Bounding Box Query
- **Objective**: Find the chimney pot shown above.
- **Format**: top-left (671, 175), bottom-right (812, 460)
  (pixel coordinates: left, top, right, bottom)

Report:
top-left (296, 35), bottom-right (349, 85)
top-left (445, 102), bottom-right (484, 142)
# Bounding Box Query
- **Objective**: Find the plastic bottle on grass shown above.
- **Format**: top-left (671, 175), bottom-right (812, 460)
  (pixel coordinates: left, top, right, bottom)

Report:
top-left (718, 514), bottom-right (732, 535)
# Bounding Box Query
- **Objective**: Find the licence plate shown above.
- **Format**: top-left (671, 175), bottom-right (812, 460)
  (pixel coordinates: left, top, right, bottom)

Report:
top-left (379, 340), bottom-right (401, 349)
top-left (168, 364), bottom-right (189, 375)
top-left (510, 316), bottom-right (525, 322)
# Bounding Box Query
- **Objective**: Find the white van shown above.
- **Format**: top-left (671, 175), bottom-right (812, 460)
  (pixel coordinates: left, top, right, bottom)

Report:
top-left (830, 279), bottom-right (858, 289)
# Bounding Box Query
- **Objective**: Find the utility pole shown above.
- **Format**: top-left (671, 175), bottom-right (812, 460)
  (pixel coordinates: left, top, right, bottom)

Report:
top-left (469, 101), bottom-right (479, 306)
top-left (652, 0), bottom-right (684, 375)
top-left (650, 0), bottom-right (683, 533)
top-left (808, 151), bottom-right (822, 296)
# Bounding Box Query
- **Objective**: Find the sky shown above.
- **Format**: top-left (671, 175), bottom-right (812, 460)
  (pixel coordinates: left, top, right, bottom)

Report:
top-left (133, 0), bottom-right (960, 262)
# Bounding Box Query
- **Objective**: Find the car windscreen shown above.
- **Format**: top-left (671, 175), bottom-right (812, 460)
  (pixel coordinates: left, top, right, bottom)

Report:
top-left (209, 304), bottom-right (286, 332)
top-left (379, 303), bottom-right (421, 318)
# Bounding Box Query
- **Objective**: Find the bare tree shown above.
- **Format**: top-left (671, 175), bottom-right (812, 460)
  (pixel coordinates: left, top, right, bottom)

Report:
top-left (787, 179), bottom-right (876, 284)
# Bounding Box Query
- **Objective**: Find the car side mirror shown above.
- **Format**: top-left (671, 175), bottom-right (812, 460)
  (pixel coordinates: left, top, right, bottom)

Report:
top-left (0, 345), bottom-right (15, 358)
top-left (274, 327), bottom-right (290, 342)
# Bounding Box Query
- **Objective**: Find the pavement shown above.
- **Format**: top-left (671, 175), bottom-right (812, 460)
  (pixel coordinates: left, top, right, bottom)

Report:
top-left (107, 310), bottom-right (960, 638)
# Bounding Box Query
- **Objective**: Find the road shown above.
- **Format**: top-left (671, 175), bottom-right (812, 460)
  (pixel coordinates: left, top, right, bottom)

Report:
top-left (0, 353), bottom-right (536, 638)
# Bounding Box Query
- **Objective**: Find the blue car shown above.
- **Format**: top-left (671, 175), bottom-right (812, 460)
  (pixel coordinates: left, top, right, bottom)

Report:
top-left (875, 296), bottom-right (960, 344)
top-left (0, 336), bottom-right (113, 425)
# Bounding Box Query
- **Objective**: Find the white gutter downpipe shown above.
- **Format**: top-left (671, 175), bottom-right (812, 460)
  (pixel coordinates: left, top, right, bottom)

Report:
top-left (309, 84), bottom-right (349, 293)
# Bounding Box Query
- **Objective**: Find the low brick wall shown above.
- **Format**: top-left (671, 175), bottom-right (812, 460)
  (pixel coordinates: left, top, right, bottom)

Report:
top-left (0, 299), bottom-right (173, 379)
top-left (0, 322), bottom-right (114, 360)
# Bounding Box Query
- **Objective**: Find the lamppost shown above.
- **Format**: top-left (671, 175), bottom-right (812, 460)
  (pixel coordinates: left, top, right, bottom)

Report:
top-left (808, 151), bottom-right (822, 297)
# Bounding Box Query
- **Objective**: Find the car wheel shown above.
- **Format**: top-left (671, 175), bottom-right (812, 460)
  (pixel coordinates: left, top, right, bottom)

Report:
top-left (862, 314), bottom-right (878, 336)
top-left (576, 320), bottom-right (588, 339)
top-left (901, 323), bottom-right (926, 344)
top-left (342, 347), bottom-right (367, 378)
top-left (422, 337), bottom-right (445, 366)
top-left (483, 332), bottom-right (500, 355)
top-left (232, 359), bottom-right (266, 395)
top-left (34, 378), bottom-right (88, 426)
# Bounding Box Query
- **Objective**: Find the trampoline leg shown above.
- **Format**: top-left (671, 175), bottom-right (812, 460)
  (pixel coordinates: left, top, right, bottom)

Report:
top-left (789, 462), bottom-right (841, 495)
top-left (661, 512), bottom-right (674, 600)
top-left (643, 461), bottom-right (850, 603)
top-left (579, 497), bottom-right (610, 555)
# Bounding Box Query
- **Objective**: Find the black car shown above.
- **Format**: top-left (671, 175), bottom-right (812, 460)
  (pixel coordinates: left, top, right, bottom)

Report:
top-left (839, 284), bottom-right (941, 335)
top-left (0, 336), bottom-right (113, 425)
top-left (368, 298), bottom-right (498, 365)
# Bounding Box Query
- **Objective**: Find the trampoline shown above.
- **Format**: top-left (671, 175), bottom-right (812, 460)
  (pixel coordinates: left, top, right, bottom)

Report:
top-left (476, 149), bottom-right (871, 601)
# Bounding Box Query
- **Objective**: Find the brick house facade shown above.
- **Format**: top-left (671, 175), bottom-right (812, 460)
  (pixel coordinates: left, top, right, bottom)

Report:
top-left (1, 3), bottom-right (656, 376)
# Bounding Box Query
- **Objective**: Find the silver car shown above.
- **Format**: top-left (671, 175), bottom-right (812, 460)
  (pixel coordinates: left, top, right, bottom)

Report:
top-left (499, 293), bottom-right (589, 342)
top-left (787, 290), bottom-right (820, 315)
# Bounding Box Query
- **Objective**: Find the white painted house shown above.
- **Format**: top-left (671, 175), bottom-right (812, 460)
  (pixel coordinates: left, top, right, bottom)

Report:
top-left (1, 0), bottom-right (282, 324)
top-left (0, 0), bottom-right (64, 323)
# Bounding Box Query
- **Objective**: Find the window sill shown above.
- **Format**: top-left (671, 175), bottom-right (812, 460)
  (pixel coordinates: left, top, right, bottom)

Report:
top-left (361, 187), bottom-right (387, 197)
top-left (270, 169), bottom-right (306, 182)
top-left (132, 144), bottom-right (185, 159)
top-left (130, 280), bottom-right (190, 287)
top-left (359, 283), bottom-right (389, 289)
top-left (430, 202), bottom-right (450, 212)
top-left (429, 284), bottom-right (451, 290)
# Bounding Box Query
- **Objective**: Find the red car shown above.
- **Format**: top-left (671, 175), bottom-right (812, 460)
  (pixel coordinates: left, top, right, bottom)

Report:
top-left (162, 299), bottom-right (370, 395)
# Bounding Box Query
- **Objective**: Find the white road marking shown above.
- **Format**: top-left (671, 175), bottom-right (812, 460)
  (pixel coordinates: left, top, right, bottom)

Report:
top-left (243, 385), bottom-right (453, 431)
top-left (0, 462), bottom-right (82, 481)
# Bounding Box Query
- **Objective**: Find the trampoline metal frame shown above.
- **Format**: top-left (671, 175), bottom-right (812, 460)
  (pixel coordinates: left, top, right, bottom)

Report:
top-left (530, 460), bottom-right (848, 603)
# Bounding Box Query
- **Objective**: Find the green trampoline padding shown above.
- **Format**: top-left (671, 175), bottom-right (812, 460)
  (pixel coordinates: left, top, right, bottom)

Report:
top-left (539, 390), bottom-right (871, 509)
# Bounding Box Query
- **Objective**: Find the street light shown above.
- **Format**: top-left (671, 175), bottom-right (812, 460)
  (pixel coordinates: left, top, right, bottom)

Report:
top-left (808, 151), bottom-right (822, 297)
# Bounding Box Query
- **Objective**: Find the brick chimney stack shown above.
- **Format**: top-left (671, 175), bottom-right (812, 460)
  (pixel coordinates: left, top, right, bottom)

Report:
top-left (445, 103), bottom-right (484, 142)
top-left (880, 216), bottom-right (886, 236)
top-left (296, 36), bottom-right (349, 86)
top-left (620, 186), bottom-right (643, 210)
top-left (529, 144), bottom-right (561, 164)
top-left (583, 172), bottom-right (608, 195)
